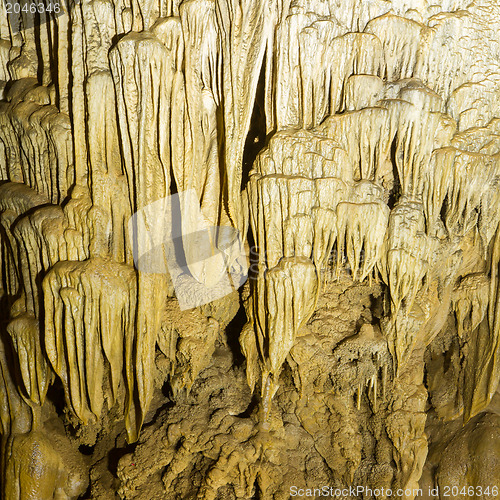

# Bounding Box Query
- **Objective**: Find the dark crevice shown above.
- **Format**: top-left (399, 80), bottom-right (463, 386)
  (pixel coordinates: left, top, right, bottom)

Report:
top-left (79, 444), bottom-right (95, 456)
top-left (45, 377), bottom-right (67, 417)
top-left (79, 481), bottom-right (92, 499)
top-left (440, 193), bottom-right (449, 226)
top-left (235, 394), bottom-right (258, 419)
top-left (241, 50), bottom-right (268, 191)
top-left (387, 136), bottom-right (401, 209)
top-left (225, 302), bottom-right (247, 366)
top-left (253, 478), bottom-right (262, 500)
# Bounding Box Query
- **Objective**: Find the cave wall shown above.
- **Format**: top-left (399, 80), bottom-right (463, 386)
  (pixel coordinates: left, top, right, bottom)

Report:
top-left (0, 0), bottom-right (499, 498)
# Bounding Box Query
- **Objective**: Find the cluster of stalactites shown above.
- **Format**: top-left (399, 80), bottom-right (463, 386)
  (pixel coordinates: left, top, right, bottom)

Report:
top-left (245, 65), bottom-right (500, 420)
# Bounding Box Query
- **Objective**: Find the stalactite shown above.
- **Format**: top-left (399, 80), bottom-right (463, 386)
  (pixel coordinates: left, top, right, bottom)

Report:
top-left (461, 225), bottom-right (500, 422)
top-left (216, 0), bottom-right (278, 229)
top-left (7, 315), bottom-right (51, 406)
top-left (0, 84), bottom-right (74, 202)
top-left (43, 258), bottom-right (137, 434)
top-left (110, 30), bottom-right (176, 440)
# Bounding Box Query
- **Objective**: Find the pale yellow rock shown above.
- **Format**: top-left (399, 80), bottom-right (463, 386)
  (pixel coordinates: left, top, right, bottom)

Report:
top-left (43, 258), bottom-right (137, 434)
top-left (4, 429), bottom-right (88, 500)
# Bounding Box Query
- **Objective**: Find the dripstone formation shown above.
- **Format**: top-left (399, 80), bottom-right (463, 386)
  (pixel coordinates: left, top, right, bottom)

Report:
top-left (0, 0), bottom-right (499, 498)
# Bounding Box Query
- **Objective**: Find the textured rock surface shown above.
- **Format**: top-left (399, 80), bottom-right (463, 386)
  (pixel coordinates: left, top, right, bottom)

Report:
top-left (0, 0), bottom-right (499, 498)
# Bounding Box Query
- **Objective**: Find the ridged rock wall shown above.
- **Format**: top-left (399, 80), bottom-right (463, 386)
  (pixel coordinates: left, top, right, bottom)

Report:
top-left (0, 0), bottom-right (499, 498)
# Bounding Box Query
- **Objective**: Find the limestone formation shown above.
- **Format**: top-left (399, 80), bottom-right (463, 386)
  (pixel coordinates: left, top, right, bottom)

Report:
top-left (0, 0), bottom-right (499, 498)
